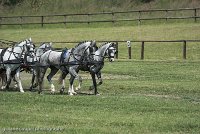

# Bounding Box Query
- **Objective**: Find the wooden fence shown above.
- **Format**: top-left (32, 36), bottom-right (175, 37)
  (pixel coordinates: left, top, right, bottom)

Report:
top-left (32, 40), bottom-right (200, 60)
top-left (0, 8), bottom-right (200, 27)
top-left (1, 39), bottom-right (200, 60)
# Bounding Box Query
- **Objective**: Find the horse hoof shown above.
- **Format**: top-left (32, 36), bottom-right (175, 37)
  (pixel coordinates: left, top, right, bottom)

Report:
top-left (89, 86), bottom-right (94, 90)
top-left (75, 87), bottom-right (80, 91)
top-left (98, 81), bottom-right (103, 85)
top-left (73, 92), bottom-right (77, 95)
top-left (29, 87), bottom-right (33, 91)
top-left (95, 92), bottom-right (100, 96)
top-left (33, 84), bottom-right (38, 88)
top-left (20, 90), bottom-right (25, 93)
top-left (51, 91), bottom-right (55, 95)
top-left (60, 88), bottom-right (65, 94)
top-left (68, 92), bottom-right (74, 96)
top-left (60, 90), bottom-right (64, 94)
top-left (14, 85), bottom-right (18, 89)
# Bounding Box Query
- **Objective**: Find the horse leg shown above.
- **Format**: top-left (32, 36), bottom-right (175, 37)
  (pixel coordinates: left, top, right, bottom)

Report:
top-left (68, 75), bottom-right (76, 95)
top-left (89, 71), bottom-right (102, 90)
top-left (59, 70), bottom-right (69, 94)
top-left (0, 74), bottom-right (4, 90)
top-left (29, 73), bottom-right (35, 91)
top-left (1, 70), bottom-right (7, 90)
top-left (74, 70), bottom-right (81, 91)
top-left (3, 68), bottom-right (12, 90)
top-left (30, 70), bottom-right (38, 91)
top-left (12, 75), bottom-right (18, 89)
top-left (97, 71), bottom-right (103, 86)
top-left (47, 66), bottom-right (59, 94)
top-left (68, 68), bottom-right (82, 95)
top-left (14, 68), bottom-right (24, 93)
top-left (33, 69), bottom-right (39, 88)
top-left (91, 72), bottom-right (99, 95)
top-left (37, 67), bottom-right (47, 94)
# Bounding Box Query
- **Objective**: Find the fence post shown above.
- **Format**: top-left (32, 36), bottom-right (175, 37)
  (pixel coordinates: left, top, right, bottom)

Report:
top-left (127, 41), bottom-right (131, 59)
top-left (183, 40), bottom-right (187, 59)
top-left (41, 16), bottom-right (44, 27)
top-left (115, 42), bottom-right (118, 59)
top-left (0, 17), bottom-right (1, 28)
top-left (20, 16), bottom-right (23, 28)
top-left (138, 11), bottom-right (141, 24)
top-left (194, 8), bottom-right (197, 22)
top-left (112, 12), bottom-right (115, 24)
top-left (87, 14), bottom-right (90, 24)
top-left (64, 15), bottom-right (67, 27)
top-left (165, 10), bottom-right (168, 22)
top-left (141, 41), bottom-right (144, 60)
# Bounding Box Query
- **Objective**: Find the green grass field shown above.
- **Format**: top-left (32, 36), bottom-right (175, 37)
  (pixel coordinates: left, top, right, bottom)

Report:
top-left (0, 23), bottom-right (200, 133)
top-left (0, 60), bottom-right (199, 134)
top-left (1, 22), bottom-right (200, 60)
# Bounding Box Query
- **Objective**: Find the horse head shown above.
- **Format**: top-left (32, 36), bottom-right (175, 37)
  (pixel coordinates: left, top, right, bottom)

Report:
top-left (105, 42), bottom-right (117, 62)
top-left (24, 38), bottom-right (35, 57)
top-left (41, 42), bottom-right (53, 52)
top-left (96, 42), bottom-right (117, 62)
top-left (72, 41), bottom-right (97, 61)
top-left (21, 38), bottom-right (36, 66)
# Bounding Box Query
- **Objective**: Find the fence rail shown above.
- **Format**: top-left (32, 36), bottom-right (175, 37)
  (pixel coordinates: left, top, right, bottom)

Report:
top-left (1, 39), bottom-right (200, 60)
top-left (0, 8), bottom-right (200, 27)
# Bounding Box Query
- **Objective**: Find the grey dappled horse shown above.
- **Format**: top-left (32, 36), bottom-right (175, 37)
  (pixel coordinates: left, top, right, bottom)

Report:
top-left (0, 38), bottom-right (35, 92)
top-left (24, 42), bottom-right (53, 91)
top-left (59, 42), bottom-right (117, 95)
top-left (36, 41), bottom-right (96, 95)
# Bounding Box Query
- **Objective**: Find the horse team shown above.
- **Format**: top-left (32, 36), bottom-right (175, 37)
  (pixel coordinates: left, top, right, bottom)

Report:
top-left (0, 38), bottom-right (117, 95)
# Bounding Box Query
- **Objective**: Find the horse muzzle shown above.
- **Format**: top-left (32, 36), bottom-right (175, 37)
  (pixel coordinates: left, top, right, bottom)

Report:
top-left (109, 58), bottom-right (115, 62)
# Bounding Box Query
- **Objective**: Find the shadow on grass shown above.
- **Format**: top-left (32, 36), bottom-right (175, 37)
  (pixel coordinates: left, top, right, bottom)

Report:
top-left (0, 87), bottom-right (97, 96)
top-left (0, 87), bottom-right (36, 92)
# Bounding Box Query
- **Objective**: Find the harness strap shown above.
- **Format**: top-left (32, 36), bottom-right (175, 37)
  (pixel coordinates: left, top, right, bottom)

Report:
top-left (0, 48), bottom-right (8, 65)
top-left (47, 50), bottom-right (52, 64)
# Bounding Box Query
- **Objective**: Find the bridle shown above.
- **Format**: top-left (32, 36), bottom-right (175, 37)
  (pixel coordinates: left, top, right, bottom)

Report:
top-left (94, 43), bottom-right (117, 59)
top-left (21, 41), bottom-right (36, 66)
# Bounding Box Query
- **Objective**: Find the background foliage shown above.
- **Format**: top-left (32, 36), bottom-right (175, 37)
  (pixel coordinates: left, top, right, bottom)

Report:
top-left (0, 0), bottom-right (200, 16)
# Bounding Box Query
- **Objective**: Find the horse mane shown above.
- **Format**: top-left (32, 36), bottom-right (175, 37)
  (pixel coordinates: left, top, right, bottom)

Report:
top-left (74, 41), bottom-right (91, 48)
top-left (99, 42), bottom-right (112, 48)
top-left (13, 40), bottom-right (26, 47)
top-left (39, 43), bottom-right (45, 46)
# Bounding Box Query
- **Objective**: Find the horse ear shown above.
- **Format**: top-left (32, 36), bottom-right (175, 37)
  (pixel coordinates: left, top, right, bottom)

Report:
top-left (29, 37), bottom-right (32, 42)
top-left (50, 42), bottom-right (52, 46)
top-left (111, 42), bottom-right (115, 47)
top-left (91, 40), bottom-right (96, 46)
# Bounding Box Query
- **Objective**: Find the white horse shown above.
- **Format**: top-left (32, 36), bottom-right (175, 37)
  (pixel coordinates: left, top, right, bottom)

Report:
top-left (24, 42), bottom-right (53, 91)
top-left (0, 38), bottom-right (35, 92)
top-left (59, 42), bottom-right (117, 95)
top-left (37, 41), bottom-right (96, 95)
